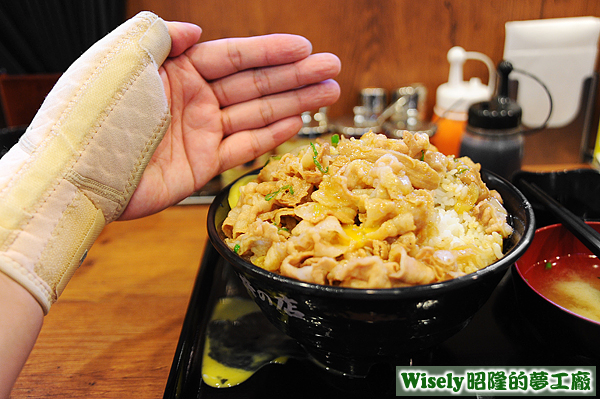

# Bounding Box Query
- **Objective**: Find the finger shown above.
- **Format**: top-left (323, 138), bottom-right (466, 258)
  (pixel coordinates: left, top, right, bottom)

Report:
top-left (211, 52), bottom-right (341, 107)
top-left (218, 116), bottom-right (304, 172)
top-left (187, 34), bottom-right (313, 81)
top-left (165, 21), bottom-right (202, 57)
top-left (221, 79), bottom-right (340, 136)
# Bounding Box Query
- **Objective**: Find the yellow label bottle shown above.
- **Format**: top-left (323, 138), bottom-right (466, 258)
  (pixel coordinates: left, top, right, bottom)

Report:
top-left (593, 123), bottom-right (600, 168)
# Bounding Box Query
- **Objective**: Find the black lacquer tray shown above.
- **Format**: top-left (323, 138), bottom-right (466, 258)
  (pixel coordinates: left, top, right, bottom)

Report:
top-left (162, 238), bottom-right (596, 399)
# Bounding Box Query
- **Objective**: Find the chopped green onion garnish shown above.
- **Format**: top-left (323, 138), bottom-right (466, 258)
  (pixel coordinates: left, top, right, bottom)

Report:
top-left (545, 262), bottom-right (552, 270)
top-left (234, 244), bottom-right (240, 254)
top-left (265, 191), bottom-right (277, 201)
top-left (331, 134), bottom-right (340, 147)
top-left (309, 142), bottom-right (329, 173)
top-left (265, 184), bottom-right (294, 201)
top-left (420, 150), bottom-right (425, 161)
top-left (263, 155), bottom-right (282, 166)
top-left (272, 221), bottom-right (289, 232)
top-left (456, 167), bottom-right (468, 174)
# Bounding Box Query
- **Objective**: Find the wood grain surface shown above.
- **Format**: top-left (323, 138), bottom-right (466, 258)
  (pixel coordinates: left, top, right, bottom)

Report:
top-left (123, 0), bottom-right (600, 165)
top-left (125, 0), bottom-right (600, 127)
top-left (11, 205), bottom-right (209, 398)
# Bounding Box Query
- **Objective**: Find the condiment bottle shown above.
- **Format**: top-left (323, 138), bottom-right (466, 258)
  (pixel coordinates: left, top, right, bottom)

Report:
top-left (594, 123), bottom-right (600, 168)
top-left (276, 107), bottom-right (331, 154)
top-left (382, 84), bottom-right (436, 139)
top-left (431, 46), bottom-right (496, 156)
top-left (459, 61), bottom-right (524, 180)
top-left (332, 88), bottom-right (387, 138)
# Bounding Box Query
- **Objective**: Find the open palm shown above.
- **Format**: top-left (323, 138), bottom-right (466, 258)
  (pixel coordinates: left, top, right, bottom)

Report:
top-left (120, 22), bottom-right (341, 220)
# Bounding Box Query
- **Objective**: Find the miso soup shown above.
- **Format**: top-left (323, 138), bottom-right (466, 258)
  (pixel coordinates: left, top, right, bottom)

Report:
top-left (522, 254), bottom-right (600, 324)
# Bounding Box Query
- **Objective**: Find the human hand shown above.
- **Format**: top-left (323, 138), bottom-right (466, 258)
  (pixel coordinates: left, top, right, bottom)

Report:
top-left (120, 22), bottom-right (341, 220)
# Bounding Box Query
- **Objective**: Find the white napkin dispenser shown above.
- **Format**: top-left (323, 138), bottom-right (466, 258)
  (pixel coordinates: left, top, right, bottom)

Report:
top-left (504, 17), bottom-right (600, 128)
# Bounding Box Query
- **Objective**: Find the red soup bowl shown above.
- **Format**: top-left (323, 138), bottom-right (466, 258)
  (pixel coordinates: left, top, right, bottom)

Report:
top-left (512, 222), bottom-right (600, 360)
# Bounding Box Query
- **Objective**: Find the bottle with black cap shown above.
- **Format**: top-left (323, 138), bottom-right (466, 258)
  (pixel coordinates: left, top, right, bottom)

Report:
top-left (459, 61), bottom-right (523, 179)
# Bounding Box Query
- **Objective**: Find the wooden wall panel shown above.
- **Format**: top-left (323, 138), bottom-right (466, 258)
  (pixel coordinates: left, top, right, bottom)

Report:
top-left (126, 0), bottom-right (600, 125)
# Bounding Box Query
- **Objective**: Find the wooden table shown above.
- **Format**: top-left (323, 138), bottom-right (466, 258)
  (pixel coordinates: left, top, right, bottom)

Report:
top-left (11, 205), bottom-right (209, 398)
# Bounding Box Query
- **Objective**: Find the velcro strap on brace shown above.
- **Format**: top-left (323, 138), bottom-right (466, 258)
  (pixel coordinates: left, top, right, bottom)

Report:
top-left (0, 11), bottom-right (172, 314)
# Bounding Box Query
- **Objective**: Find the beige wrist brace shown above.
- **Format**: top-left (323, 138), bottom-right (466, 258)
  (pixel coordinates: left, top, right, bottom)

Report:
top-left (0, 11), bottom-right (172, 314)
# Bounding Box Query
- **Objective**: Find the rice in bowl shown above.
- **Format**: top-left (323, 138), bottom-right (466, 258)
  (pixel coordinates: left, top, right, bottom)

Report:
top-left (222, 131), bottom-right (513, 289)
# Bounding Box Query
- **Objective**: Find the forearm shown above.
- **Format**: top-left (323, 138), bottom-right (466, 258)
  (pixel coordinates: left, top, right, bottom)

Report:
top-left (0, 11), bottom-right (171, 315)
top-left (0, 12), bottom-right (172, 397)
top-left (0, 272), bottom-right (43, 399)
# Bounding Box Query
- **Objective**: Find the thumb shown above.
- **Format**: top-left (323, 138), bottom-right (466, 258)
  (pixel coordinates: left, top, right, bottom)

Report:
top-left (165, 21), bottom-right (202, 57)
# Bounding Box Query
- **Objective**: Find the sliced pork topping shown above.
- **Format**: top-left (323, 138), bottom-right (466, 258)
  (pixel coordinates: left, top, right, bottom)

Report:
top-left (222, 132), bottom-right (513, 288)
